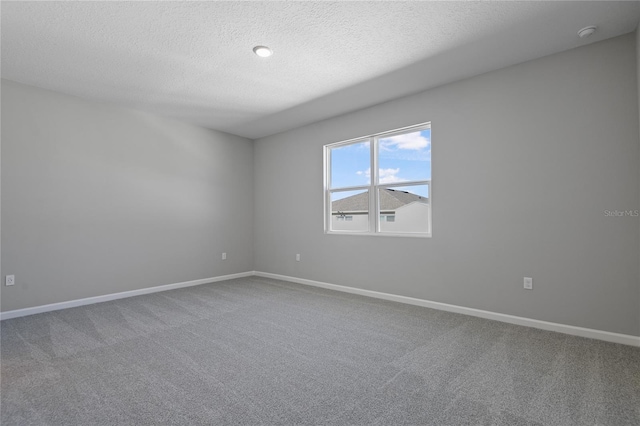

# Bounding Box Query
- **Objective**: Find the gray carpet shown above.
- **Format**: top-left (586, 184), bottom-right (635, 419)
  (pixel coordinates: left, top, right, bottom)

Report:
top-left (1, 277), bottom-right (639, 425)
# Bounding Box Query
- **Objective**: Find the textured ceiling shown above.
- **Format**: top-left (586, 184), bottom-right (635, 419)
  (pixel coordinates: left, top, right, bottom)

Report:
top-left (2, 1), bottom-right (639, 139)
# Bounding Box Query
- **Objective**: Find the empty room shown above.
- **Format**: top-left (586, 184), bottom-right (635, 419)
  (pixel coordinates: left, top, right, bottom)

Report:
top-left (1, 1), bottom-right (639, 425)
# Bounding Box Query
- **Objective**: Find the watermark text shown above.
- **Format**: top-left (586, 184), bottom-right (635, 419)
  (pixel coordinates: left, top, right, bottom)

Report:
top-left (604, 210), bottom-right (639, 217)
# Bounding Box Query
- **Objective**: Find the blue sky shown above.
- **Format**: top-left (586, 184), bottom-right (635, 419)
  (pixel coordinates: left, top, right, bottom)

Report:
top-left (330, 129), bottom-right (431, 198)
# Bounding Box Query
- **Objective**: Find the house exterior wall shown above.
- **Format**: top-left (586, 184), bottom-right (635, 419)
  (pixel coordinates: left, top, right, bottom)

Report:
top-left (331, 214), bottom-right (369, 232)
top-left (329, 203), bottom-right (431, 234)
top-left (380, 203), bottom-right (430, 234)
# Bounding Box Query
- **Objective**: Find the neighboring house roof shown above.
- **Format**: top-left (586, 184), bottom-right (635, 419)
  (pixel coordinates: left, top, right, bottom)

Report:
top-left (332, 188), bottom-right (428, 213)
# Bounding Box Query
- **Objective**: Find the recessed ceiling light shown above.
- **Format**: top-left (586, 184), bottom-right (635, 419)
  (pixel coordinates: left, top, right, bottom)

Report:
top-left (578, 26), bottom-right (597, 38)
top-left (253, 46), bottom-right (273, 58)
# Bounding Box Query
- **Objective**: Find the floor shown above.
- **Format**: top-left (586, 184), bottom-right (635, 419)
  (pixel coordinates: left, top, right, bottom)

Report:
top-left (2, 276), bottom-right (639, 425)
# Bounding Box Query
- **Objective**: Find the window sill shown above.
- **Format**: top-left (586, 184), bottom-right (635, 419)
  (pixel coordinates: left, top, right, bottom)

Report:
top-left (325, 231), bottom-right (432, 238)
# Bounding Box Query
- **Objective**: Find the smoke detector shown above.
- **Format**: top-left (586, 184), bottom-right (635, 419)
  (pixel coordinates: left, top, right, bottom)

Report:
top-left (578, 26), bottom-right (597, 38)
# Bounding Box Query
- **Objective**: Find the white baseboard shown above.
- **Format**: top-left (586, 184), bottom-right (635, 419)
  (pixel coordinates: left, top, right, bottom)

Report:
top-left (254, 271), bottom-right (640, 347)
top-left (0, 271), bottom-right (254, 321)
top-left (3, 270), bottom-right (639, 347)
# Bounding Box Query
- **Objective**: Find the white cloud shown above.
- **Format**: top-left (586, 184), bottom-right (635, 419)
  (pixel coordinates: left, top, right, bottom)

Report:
top-left (379, 168), bottom-right (407, 184)
top-left (357, 168), bottom-right (371, 178)
top-left (380, 132), bottom-right (430, 151)
top-left (356, 167), bottom-right (407, 184)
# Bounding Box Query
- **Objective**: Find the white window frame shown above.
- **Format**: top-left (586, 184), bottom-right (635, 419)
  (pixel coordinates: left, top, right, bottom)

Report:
top-left (324, 122), bottom-right (431, 237)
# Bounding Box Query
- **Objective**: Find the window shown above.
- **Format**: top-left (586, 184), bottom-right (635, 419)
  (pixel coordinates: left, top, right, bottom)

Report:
top-left (324, 122), bottom-right (431, 236)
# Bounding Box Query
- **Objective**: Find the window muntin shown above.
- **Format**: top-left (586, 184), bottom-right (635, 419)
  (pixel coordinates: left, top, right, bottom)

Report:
top-left (325, 123), bottom-right (431, 236)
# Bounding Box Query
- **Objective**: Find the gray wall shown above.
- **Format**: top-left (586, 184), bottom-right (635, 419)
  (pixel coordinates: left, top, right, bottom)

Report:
top-left (254, 34), bottom-right (640, 336)
top-left (1, 80), bottom-right (254, 312)
top-left (637, 26), bottom-right (640, 335)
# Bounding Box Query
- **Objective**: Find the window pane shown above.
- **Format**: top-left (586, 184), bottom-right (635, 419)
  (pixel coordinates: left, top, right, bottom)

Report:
top-left (330, 141), bottom-right (370, 188)
top-left (378, 185), bottom-right (430, 233)
top-left (331, 190), bottom-right (369, 232)
top-left (378, 128), bottom-right (431, 184)
top-left (380, 215), bottom-right (395, 222)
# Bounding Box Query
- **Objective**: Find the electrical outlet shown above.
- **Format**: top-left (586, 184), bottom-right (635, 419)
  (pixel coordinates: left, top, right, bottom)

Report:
top-left (222, 253), bottom-right (227, 260)
top-left (5, 275), bottom-right (15, 286)
top-left (296, 254), bottom-right (300, 262)
top-left (523, 277), bottom-right (533, 290)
